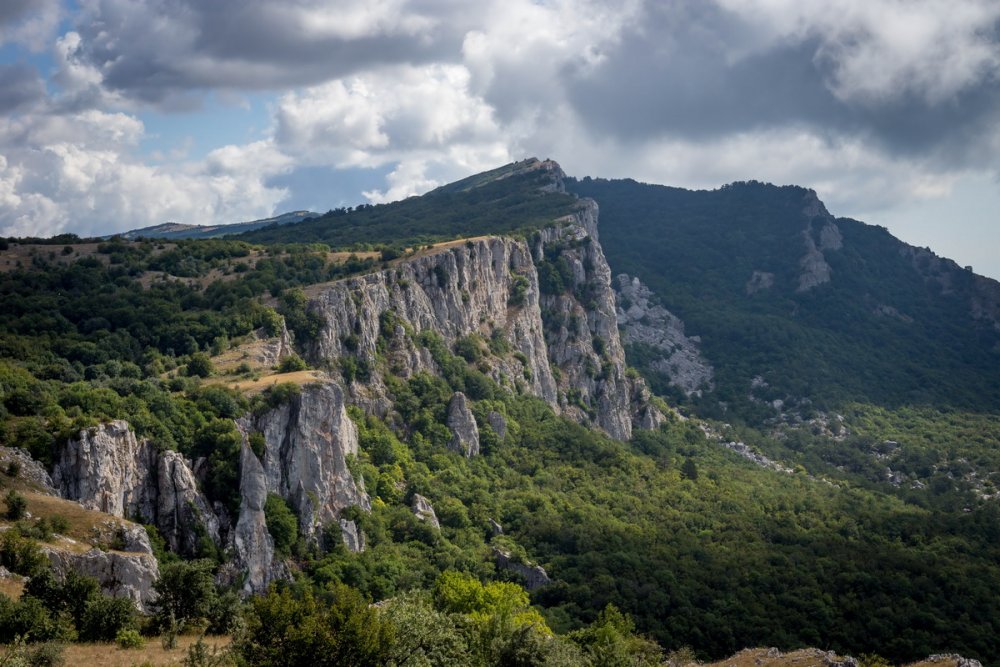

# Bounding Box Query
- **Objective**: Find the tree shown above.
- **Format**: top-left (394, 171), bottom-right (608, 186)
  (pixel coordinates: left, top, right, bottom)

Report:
top-left (153, 560), bottom-right (218, 629)
top-left (186, 352), bottom-right (214, 378)
top-left (4, 490), bottom-right (27, 520)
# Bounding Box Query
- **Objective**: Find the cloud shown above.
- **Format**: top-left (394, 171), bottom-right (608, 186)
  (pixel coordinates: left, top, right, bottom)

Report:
top-left (0, 108), bottom-right (291, 239)
top-left (65, 0), bottom-right (469, 105)
top-left (0, 0), bottom-right (60, 51)
top-left (0, 64), bottom-right (46, 113)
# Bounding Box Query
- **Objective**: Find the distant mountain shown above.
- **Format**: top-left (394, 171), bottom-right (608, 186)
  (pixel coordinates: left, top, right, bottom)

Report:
top-left (116, 210), bottom-right (321, 240)
top-left (568, 177), bottom-right (1000, 416)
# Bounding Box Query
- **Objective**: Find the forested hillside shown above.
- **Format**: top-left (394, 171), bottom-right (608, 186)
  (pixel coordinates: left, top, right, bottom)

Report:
top-left (568, 177), bottom-right (1000, 415)
top-left (0, 160), bottom-right (996, 665)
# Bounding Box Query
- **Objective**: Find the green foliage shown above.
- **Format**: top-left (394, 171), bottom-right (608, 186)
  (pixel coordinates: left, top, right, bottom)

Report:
top-left (152, 560), bottom-right (219, 630)
top-left (191, 419), bottom-right (243, 516)
top-left (0, 530), bottom-right (47, 577)
top-left (278, 355), bottom-right (307, 373)
top-left (568, 177), bottom-right (1000, 414)
top-left (186, 353), bottom-right (214, 378)
top-left (78, 595), bottom-right (135, 642)
top-left (115, 628), bottom-right (144, 649)
top-left (5, 490), bottom-right (27, 520)
top-left (235, 584), bottom-right (393, 667)
top-left (264, 494), bottom-right (298, 558)
top-left (239, 167), bottom-right (578, 248)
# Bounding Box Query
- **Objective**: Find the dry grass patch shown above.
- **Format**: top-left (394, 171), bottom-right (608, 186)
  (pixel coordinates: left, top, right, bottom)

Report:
top-left (0, 576), bottom-right (24, 600)
top-left (61, 635), bottom-right (232, 667)
top-left (222, 370), bottom-right (324, 395)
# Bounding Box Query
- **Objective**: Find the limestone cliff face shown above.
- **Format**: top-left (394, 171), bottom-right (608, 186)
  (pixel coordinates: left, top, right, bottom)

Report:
top-left (43, 523), bottom-right (159, 613)
top-left (533, 200), bottom-right (662, 439)
top-left (238, 381), bottom-right (370, 546)
top-left (305, 198), bottom-right (659, 440)
top-left (54, 421), bottom-right (219, 556)
top-left (306, 236), bottom-right (558, 414)
top-left (615, 273), bottom-right (714, 396)
top-left (231, 436), bottom-right (284, 595)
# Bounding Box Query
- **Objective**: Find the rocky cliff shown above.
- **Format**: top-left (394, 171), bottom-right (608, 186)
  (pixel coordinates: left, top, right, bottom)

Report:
top-left (239, 381), bottom-right (369, 538)
top-left (614, 273), bottom-right (714, 396)
top-left (304, 194), bottom-right (660, 440)
top-left (532, 200), bottom-right (663, 438)
top-left (54, 421), bottom-right (220, 557)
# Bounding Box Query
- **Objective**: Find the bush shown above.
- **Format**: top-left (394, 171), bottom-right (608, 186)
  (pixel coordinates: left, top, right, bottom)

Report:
top-left (5, 490), bottom-right (27, 520)
top-left (116, 628), bottom-right (144, 649)
top-left (278, 355), bottom-right (307, 373)
top-left (264, 494), bottom-right (298, 558)
top-left (186, 353), bottom-right (214, 378)
top-left (79, 596), bottom-right (136, 642)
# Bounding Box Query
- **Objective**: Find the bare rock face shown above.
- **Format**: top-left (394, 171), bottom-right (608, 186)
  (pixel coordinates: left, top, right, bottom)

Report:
top-left (0, 447), bottom-right (56, 493)
top-left (53, 421), bottom-right (219, 557)
top-left (239, 381), bottom-right (370, 550)
top-left (253, 319), bottom-right (296, 368)
top-left (306, 236), bottom-right (558, 412)
top-left (615, 273), bottom-right (714, 396)
top-left (446, 392), bottom-right (480, 457)
top-left (534, 201), bottom-right (661, 440)
top-left (53, 421), bottom-right (156, 519)
top-left (492, 547), bottom-right (551, 591)
top-left (797, 191), bottom-right (841, 293)
top-left (43, 535), bottom-right (159, 613)
top-left (232, 437), bottom-right (285, 596)
top-left (411, 494), bottom-right (440, 529)
top-left (156, 450), bottom-right (221, 556)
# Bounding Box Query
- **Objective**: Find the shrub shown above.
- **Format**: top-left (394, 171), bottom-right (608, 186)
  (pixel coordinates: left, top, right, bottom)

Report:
top-left (264, 494), bottom-right (298, 557)
top-left (5, 461), bottom-right (21, 477)
top-left (186, 353), bottom-right (214, 378)
top-left (4, 490), bottom-right (27, 521)
top-left (278, 355), bottom-right (307, 373)
top-left (79, 596), bottom-right (136, 642)
top-left (116, 628), bottom-right (144, 649)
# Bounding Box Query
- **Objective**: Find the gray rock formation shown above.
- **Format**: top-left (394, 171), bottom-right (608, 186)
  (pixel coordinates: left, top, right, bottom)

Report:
top-left (239, 381), bottom-right (370, 546)
top-left (797, 191), bottom-right (842, 293)
top-left (746, 270), bottom-right (775, 295)
top-left (231, 438), bottom-right (285, 595)
top-left (304, 197), bottom-right (661, 441)
top-left (926, 655), bottom-right (983, 667)
top-left (534, 201), bottom-right (661, 439)
top-left (411, 494), bottom-right (440, 529)
top-left (43, 537), bottom-right (159, 613)
top-left (0, 447), bottom-right (55, 493)
top-left (487, 411), bottom-right (507, 441)
top-left (615, 273), bottom-right (714, 396)
top-left (306, 236), bottom-right (557, 413)
top-left (53, 421), bottom-right (219, 556)
top-left (156, 450), bottom-right (221, 556)
top-left (492, 547), bottom-right (551, 591)
top-left (446, 392), bottom-right (480, 457)
top-left (253, 319), bottom-right (295, 368)
top-left (488, 518), bottom-right (504, 536)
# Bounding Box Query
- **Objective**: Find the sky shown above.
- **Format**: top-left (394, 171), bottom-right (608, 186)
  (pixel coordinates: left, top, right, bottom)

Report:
top-left (1, 0), bottom-right (999, 278)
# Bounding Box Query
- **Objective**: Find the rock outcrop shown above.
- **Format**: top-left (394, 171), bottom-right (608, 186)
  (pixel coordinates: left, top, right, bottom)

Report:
top-left (231, 437), bottom-right (285, 595)
top-left (0, 446), bottom-right (56, 493)
top-left (446, 392), bottom-right (480, 456)
top-left (614, 273), bottom-right (714, 396)
top-left (492, 547), bottom-right (551, 591)
top-left (797, 191), bottom-right (842, 293)
top-left (533, 201), bottom-right (662, 439)
top-left (411, 494), bottom-right (440, 529)
top-left (43, 523), bottom-right (159, 613)
top-left (241, 381), bottom-right (370, 541)
top-left (305, 236), bottom-right (557, 415)
top-left (54, 422), bottom-right (219, 556)
top-left (303, 193), bottom-right (660, 441)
